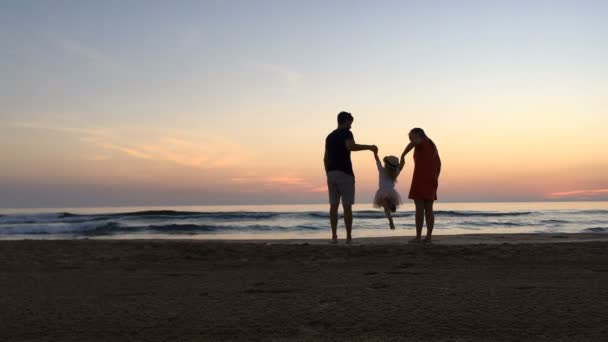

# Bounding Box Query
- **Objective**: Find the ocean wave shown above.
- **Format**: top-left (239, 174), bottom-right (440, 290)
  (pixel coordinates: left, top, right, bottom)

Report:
top-left (0, 211), bottom-right (285, 224)
top-left (435, 211), bottom-right (532, 217)
top-left (0, 209), bottom-right (540, 225)
top-left (303, 212), bottom-right (329, 219)
top-left (571, 210), bottom-right (608, 215)
top-left (540, 219), bottom-right (570, 224)
top-left (0, 220), bottom-right (332, 236)
top-left (305, 211), bottom-right (395, 219)
top-left (117, 223), bottom-right (323, 234)
top-left (1, 206), bottom-right (605, 238)
top-left (104, 210), bottom-right (284, 220)
top-left (461, 221), bottom-right (527, 227)
top-left (0, 213), bottom-right (69, 224)
top-left (0, 221), bottom-right (119, 235)
top-left (582, 227), bottom-right (608, 233)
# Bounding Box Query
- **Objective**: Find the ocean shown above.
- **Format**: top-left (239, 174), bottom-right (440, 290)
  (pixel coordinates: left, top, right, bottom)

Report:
top-left (0, 202), bottom-right (606, 240)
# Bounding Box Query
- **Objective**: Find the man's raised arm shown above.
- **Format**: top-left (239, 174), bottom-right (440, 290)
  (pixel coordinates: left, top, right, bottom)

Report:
top-left (346, 139), bottom-right (377, 153)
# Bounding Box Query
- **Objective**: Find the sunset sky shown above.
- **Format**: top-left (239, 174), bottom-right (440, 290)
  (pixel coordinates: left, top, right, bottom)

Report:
top-left (1, 0), bottom-right (607, 207)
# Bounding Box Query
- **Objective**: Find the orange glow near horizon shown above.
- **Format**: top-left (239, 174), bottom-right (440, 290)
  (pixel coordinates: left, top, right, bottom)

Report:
top-left (1, 113), bottom-right (607, 206)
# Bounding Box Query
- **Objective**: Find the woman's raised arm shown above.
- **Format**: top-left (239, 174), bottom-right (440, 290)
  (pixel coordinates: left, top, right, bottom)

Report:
top-left (401, 142), bottom-right (415, 159)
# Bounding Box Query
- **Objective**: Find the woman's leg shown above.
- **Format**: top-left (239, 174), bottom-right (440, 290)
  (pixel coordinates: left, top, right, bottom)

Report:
top-left (413, 200), bottom-right (425, 241)
top-left (423, 200), bottom-right (434, 242)
top-left (383, 204), bottom-right (395, 230)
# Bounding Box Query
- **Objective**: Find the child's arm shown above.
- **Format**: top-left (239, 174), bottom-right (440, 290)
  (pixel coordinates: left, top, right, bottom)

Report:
top-left (399, 154), bottom-right (406, 172)
top-left (373, 150), bottom-right (383, 171)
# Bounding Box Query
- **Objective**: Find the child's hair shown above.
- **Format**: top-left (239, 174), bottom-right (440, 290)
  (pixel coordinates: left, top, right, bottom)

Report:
top-left (384, 166), bottom-right (399, 182)
top-left (383, 157), bottom-right (400, 182)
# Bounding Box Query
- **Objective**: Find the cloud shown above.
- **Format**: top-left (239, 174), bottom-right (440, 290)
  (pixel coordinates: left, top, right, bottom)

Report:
top-left (262, 63), bottom-right (302, 88)
top-left (84, 155), bottom-right (112, 161)
top-left (92, 141), bottom-right (153, 160)
top-left (43, 31), bottom-right (113, 67)
top-left (245, 61), bottom-right (302, 92)
top-left (3, 121), bottom-right (110, 137)
top-left (84, 134), bottom-right (251, 169)
top-left (4, 121), bottom-right (251, 170)
top-left (267, 176), bottom-right (309, 186)
top-left (58, 38), bottom-right (108, 65)
top-left (230, 175), bottom-right (325, 193)
top-left (547, 188), bottom-right (608, 200)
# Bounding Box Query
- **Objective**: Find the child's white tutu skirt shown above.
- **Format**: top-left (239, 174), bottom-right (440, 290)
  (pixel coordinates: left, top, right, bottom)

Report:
top-left (373, 188), bottom-right (402, 208)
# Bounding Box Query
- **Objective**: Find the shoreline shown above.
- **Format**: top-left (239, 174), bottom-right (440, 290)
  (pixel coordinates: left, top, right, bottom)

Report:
top-left (173, 232), bottom-right (608, 245)
top-left (3, 232), bottom-right (606, 245)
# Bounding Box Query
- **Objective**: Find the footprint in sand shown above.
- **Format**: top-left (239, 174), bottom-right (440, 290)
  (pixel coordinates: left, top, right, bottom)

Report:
top-left (300, 320), bottom-right (331, 336)
top-left (243, 288), bottom-right (296, 294)
top-left (318, 297), bottom-right (340, 309)
top-left (384, 271), bottom-right (407, 275)
top-left (368, 282), bottom-right (389, 290)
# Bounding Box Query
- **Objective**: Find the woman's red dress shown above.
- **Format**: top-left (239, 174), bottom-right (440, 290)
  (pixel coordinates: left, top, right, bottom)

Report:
top-left (408, 139), bottom-right (439, 200)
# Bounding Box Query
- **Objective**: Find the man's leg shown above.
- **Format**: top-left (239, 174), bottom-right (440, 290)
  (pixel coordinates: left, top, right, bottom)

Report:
top-left (337, 172), bottom-right (355, 243)
top-left (327, 172), bottom-right (340, 242)
top-left (343, 204), bottom-right (353, 242)
top-left (412, 200), bottom-right (425, 242)
top-left (424, 200), bottom-right (434, 242)
top-left (330, 203), bottom-right (339, 242)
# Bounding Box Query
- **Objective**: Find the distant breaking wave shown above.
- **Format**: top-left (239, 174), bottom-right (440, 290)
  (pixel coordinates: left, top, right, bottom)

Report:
top-left (572, 210), bottom-right (608, 215)
top-left (63, 210), bottom-right (284, 220)
top-left (0, 222), bottom-right (331, 236)
top-left (0, 207), bottom-right (606, 238)
top-left (582, 227), bottom-right (608, 233)
top-left (434, 211), bottom-right (532, 217)
top-left (1, 210), bottom-right (534, 224)
top-left (55, 209), bottom-right (535, 219)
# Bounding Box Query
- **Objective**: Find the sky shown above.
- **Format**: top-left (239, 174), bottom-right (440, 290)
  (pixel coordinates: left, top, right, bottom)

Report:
top-left (1, 0), bottom-right (607, 207)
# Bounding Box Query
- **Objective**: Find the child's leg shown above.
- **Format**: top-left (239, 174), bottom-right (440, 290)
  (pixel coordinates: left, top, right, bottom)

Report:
top-left (383, 204), bottom-right (395, 230)
top-left (423, 200), bottom-right (434, 242)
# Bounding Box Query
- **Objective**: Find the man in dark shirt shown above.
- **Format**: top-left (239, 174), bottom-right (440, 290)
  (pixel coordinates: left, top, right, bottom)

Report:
top-left (324, 111), bottom-right (378, 243)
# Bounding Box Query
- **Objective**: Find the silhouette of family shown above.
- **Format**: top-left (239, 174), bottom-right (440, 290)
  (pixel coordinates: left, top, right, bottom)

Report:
top-left (324, 111), bottom-right (441, 244)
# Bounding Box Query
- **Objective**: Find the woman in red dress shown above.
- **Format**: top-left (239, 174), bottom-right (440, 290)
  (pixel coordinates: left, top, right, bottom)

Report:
top-left (401, 128), bottom-right (441, 243)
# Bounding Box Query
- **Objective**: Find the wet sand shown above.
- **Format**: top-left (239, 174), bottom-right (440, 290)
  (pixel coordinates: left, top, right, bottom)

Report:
top-left (1, 234), bottom-right (607, 341)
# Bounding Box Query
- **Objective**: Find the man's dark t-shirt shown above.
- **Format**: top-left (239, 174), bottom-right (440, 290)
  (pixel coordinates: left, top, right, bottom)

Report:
top-left (325, 129), bottom-right (354, 177)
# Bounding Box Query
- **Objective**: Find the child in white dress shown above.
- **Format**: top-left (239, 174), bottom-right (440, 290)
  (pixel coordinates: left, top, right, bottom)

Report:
top-left (373, 151), bottom-right (405, 229)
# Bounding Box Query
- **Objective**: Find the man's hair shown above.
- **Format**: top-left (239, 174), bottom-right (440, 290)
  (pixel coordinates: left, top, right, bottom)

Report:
top-left (337, 111), bottom-right (353, 124)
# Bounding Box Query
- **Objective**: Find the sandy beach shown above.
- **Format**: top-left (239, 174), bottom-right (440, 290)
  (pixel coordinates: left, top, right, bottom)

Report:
top-left (1, 234), bottom-right (607, 341)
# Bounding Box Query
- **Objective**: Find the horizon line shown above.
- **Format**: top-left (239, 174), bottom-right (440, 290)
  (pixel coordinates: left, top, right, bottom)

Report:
top-left (2, 199), bottom-right (608, 211)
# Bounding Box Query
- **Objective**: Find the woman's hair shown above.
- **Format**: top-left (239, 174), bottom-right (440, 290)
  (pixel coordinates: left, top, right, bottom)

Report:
top-left (383, 164), bottom-right (400, 182)
top-left (410, 127), bottom-right (437, 153)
